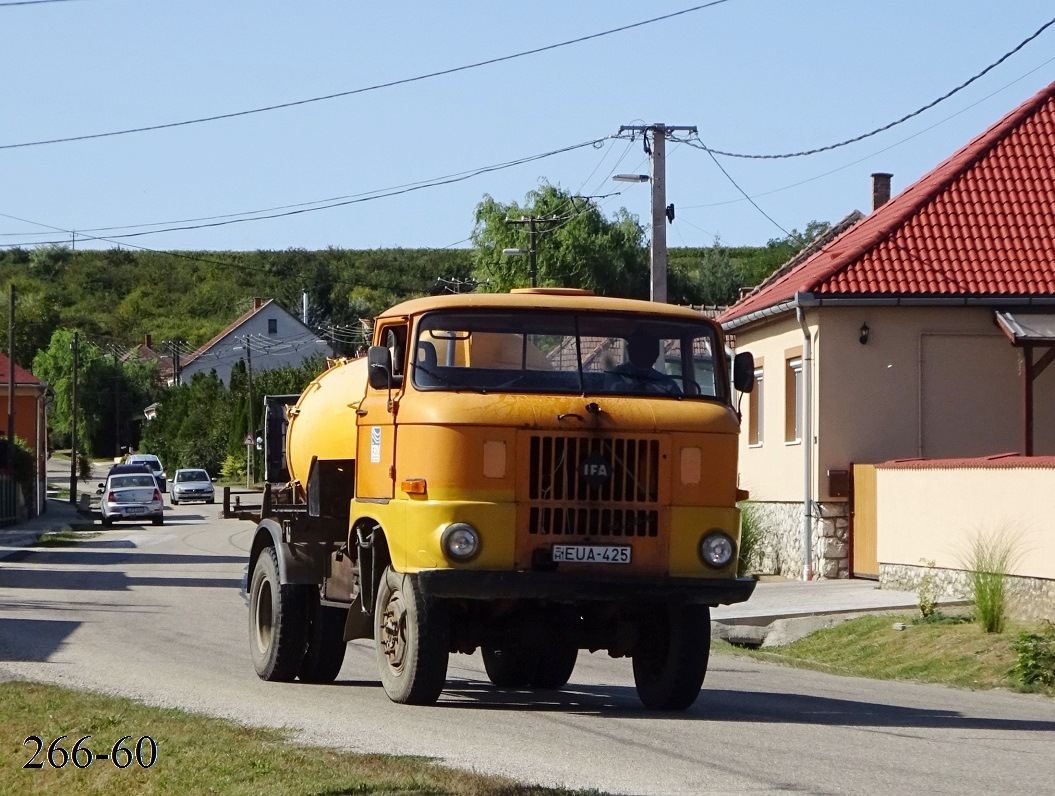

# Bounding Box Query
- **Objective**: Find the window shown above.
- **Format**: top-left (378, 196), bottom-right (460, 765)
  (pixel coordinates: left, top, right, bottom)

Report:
top-left (748, 364), bottom-right (764, 446)
top-left (785, 355), bottom-right (803, 444)
top-left (267, 318), bottom-right (278, 335)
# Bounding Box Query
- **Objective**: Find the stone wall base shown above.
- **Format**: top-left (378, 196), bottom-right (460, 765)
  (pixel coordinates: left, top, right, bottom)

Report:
top-left (881, 562), bottom-right (1055, 622)
top-left (743, 500), bottom-right (849, 580)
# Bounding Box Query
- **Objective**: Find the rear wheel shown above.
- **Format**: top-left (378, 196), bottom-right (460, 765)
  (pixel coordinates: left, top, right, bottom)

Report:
top-left (530, 643), bottom-right (578, 690)
top-left (481, 646), bottom-right (535, 688)
top-left (298, 593), bottom-right (348, 683)
top-left (632, 604), bottom-right (711, 711)
top-left (374, 567), bottom-right (449, 705)
top-left (249, 547), bottom-right (309, 681)
top-left (152, 516), bottom-right (164, 526)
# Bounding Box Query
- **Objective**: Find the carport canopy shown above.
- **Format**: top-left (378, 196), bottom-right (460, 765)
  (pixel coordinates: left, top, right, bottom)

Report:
top-left (995, 311), bottom-right (1055, 456)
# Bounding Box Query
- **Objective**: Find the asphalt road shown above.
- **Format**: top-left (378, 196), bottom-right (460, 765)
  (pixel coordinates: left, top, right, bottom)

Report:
top-left (1, 505), bottom-right (1053, 795)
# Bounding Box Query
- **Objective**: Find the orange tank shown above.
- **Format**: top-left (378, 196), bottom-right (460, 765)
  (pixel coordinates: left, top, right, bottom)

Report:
top-left (284, 357), bottom-right (367, 489)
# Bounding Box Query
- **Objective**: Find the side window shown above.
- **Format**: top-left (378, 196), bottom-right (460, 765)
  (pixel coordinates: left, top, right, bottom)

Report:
top-left (383, 325), bottom-right (408, 380)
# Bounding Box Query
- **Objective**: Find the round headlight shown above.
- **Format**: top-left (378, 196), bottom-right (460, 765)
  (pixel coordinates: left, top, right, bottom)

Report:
top-left (699, 531), bottom-right (735, 569)
top-left (441, 523), bottom-right (480, 561)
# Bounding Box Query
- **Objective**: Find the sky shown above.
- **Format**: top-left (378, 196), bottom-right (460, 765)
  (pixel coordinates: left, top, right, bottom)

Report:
top-left (3, 0), bottom-right (1055, 255)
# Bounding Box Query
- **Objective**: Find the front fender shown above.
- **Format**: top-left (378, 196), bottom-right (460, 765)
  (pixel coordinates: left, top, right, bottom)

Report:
top-left (248, 518), bottom-right (326, 586)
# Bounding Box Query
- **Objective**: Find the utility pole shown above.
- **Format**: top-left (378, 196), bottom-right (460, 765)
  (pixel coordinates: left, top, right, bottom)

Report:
top-left (618, 123), bottom-right (697, 303)
top-left (112, 350), bottom-right (121, 459)
top-left (69, 331), bottom-right (79, 505)
top-left (245, 338), bottom-right (254, 488)
top-left (7, 284), bottom-right (15, 477)
top-left (505, 215), bottom-right (561, 288)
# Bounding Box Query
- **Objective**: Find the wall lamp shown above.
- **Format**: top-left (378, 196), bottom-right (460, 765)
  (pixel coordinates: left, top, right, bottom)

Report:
top-left (859, 322), bottom-right (870, 345)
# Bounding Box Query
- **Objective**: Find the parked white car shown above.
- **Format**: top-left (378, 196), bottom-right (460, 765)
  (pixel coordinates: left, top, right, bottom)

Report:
top-left (126, 453), bottom-right (168, 492)
top-left (170, 468), bottom-right (216, 505)
top-left (98, 471), bottom-right (164, 526)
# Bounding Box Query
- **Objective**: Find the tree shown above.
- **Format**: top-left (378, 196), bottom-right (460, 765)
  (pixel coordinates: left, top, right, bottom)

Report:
top-left (32, 330), bottom-right (108, 452)
top-left (471, 185), bottom-right (648, 297)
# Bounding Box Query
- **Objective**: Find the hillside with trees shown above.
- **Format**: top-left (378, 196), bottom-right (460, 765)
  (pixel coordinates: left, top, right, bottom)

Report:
top-left (2, 191), bottom-right (828, 470)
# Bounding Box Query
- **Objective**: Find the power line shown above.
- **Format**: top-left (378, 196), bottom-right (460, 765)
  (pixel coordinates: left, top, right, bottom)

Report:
top-left (699, 13), bottom-right (1055, 160)
top-left (0, 1), bottom-right (733, 151)
top-left (0, 0), bottom-right (80, 6)
top-left (699, 143), bottom-right (798, 242)
top-left (0, 136), bottom-right (610, 244)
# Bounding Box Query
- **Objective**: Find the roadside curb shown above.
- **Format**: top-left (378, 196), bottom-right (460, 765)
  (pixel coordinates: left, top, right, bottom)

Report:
top-left (712, 599), bottom-right (973, 647)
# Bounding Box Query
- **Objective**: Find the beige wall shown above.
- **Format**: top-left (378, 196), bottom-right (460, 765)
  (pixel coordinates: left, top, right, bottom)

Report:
top-left (733, 316), bottom-right (817, 502)
top-left (876, 465), bottom-right (1055, 580)
top-left (732, 305), bottom-right (1055, 503)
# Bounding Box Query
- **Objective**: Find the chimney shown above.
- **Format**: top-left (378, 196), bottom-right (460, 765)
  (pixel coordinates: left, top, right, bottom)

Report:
top-left (871, 173), bottom-right (893, 212)
top-left (253, 297), bottom-right (264, 310)
top-left (143, 334), bottom-right (152, 349)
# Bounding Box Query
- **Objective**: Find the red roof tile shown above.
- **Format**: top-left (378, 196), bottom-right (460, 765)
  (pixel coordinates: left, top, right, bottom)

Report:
top-left (878, 453), bottom-right (1055, 470)
top-left (721, 80), bottom-right (1055, 325)
top-left (0, 352), bottom-right (41, 386)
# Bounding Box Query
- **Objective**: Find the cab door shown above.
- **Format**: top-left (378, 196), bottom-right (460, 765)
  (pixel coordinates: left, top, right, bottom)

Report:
top-left (355, 322), bottom-right (408, 500)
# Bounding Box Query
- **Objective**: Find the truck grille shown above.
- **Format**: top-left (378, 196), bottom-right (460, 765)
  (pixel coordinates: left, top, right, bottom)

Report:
top-left (527, 435), bottom-right (660, 537)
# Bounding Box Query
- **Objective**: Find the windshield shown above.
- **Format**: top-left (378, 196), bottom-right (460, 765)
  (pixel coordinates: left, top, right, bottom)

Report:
top-left (111, 475), bottom-right (157, 489)
top-left (411, 310), bottom-right (725, 400)
top-left (177, 471), bottom-right (209, 482)
top-left (131, 456), bottom-right (161, 469)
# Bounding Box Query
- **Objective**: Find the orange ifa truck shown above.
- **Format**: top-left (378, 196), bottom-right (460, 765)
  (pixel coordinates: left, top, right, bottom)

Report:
top-left (247, 288), bottom-right (756, 710)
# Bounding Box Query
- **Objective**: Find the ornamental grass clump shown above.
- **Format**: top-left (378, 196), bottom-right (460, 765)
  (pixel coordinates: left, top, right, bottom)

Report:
top-left (737, 502), bottom-right (763, 577)
top-left (959, 525), bottom-right (1026, 634)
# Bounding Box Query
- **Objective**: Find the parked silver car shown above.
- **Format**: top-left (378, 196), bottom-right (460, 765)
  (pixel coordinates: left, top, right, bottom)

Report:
top-left (170, 468), bottom-right (216, 505)
top-left (98, 471), bottom-right (164, 526)
top-left (126, 453), bottom-right (167, 492)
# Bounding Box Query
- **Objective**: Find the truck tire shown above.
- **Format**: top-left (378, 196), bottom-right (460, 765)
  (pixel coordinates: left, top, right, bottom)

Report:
top-left (374, 566), bottom-right (449, 705)
top-left (298, 594), bottom-right (348, 684)
top-left (530, 643), bottom-right (578, 690)
top-left (249, 547), bottom-right (309, 682)
top-left (481, 646), bottom-right (535, 688)
top-left (632, 604), bottom-right (711, 711)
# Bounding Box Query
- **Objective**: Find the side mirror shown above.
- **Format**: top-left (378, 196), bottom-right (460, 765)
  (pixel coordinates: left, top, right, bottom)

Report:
top-left (733, 351), bottom-right (755, 393)
top-left (97, 483), bottom-right (104, 489)
top-left (95, 488), bottom-right (103, 495)
top-left (367, 346), bottom-right (393, 390)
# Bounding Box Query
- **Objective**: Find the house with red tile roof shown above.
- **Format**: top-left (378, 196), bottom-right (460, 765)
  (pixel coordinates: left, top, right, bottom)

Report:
top-left (0, 352), bottom-right (49, 521)
top-left (178, 298), bottom-right (333, 387)
top-left (719, 80), bottom-right (1055, 583)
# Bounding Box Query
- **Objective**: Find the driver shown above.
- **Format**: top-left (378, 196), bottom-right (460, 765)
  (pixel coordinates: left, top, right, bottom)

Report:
top-left (605, 329), bottom-right (680, 395)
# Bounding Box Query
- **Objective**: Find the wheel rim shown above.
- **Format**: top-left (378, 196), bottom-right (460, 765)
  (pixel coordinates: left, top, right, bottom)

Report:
top-left (253, 579), bottom-right (274, 654)
top-left (379, 591), bottom-right (408, 674)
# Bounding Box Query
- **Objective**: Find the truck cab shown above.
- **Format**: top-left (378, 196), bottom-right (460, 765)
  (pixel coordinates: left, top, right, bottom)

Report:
top-left (247, 288), bottom-right (755, 709)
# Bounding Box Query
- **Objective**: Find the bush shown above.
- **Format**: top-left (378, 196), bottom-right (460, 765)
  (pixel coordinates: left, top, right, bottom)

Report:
top-left (917, 558), bottom-right (938, 619)
top-left (1011, 622), bottom-right (1055, 688)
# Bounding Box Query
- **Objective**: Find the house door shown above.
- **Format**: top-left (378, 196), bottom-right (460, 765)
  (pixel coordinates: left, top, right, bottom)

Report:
top-left (851, 464), bottom-right (878, 579)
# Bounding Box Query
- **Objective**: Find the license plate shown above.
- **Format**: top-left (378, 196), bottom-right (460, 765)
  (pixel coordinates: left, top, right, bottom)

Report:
top-left (124, 506), bottom-right (146, 515)
top-left (552, 545), bottom-right (632, 564)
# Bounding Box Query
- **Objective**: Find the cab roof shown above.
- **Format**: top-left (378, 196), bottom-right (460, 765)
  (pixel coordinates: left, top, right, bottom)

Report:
top-left (378, 289), bottom-right (716, 323)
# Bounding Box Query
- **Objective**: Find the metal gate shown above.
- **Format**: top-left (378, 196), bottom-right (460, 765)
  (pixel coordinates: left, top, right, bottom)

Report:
top-left (851, 464), bottom-right (878, 578)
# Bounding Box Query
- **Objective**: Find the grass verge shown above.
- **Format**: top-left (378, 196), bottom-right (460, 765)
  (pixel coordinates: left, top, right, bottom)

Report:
top-left (715, 613), bottom-right (1054, 695)
top-left (1, 681), bottom-right (600, 796)
top-left (33, 529), bottom-right (100, 547)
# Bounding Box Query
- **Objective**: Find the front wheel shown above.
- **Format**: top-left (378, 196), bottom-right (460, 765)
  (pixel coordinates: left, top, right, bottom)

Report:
top-left (632, 604), bottom-right (711, 711)
top-left (248, 547), bottom-right (309, 681)
top-left (374, 567), bottom-right (449, 705)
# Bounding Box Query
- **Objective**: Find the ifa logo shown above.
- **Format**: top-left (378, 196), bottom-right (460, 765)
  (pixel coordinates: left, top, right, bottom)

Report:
top-left (578, 453), bottom-right (611, 487)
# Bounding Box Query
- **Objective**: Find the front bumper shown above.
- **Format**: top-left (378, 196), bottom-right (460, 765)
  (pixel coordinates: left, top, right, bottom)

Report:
top-left (416, 569), bottom-right (756, 606)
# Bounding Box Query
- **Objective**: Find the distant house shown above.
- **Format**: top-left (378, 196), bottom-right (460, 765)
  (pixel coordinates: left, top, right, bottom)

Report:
top-left (178, 298), bottom-right (333, 386)
top-left (0, 352), bottom-right (49, 521)
top-left (719, 80), bottom-right (1055, 582)
top-left (121, 334), bottom-right (174, 383)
